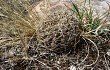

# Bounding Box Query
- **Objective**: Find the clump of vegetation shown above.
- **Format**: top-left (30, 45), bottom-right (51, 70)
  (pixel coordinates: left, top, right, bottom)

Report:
top-left (36, 10), bottom-right (82, 54)
top-left (67, 1), bottom-right (110, 69)
top-left (0, 0), bottom-right (110, 70)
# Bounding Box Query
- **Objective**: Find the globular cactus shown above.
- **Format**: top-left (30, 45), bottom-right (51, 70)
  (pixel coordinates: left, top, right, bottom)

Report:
top-left (36, 10), bottom-right (82, 54)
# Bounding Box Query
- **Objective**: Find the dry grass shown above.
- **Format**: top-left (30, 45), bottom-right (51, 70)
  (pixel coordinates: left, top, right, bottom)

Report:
top-left (0, 0), bottom-right (110, 70)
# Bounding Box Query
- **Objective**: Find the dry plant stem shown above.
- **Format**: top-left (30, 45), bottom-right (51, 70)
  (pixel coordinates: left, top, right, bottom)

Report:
top-left (10, 12), bottom-right (33, 29)
top-left (22, 57), bottom-right (52, 69)
top-left (67, 40), bottom-right (80, 56)
top-left (15, 14), bottom-right (33, 29)
top-left (1, 1), bottom-right (33, 29)
top-left (27, 32), bottom-right (36, 46)
top-left (104, 54), bottom-right (109, 70)
top-left (26, 0), bottom-right (39, 21)
top-left (33, 59), bottom-right (51, 69)
top-left (77, 37), bottom-right (89, 66)
top-left (17, 29), bottom-right (28, 58)
top-left (85, 38), bottom-right (99, 67)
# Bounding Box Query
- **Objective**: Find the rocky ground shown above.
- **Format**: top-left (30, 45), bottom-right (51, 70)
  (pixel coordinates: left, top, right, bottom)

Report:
top-left (0, 0), bottom-right (110, 70)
